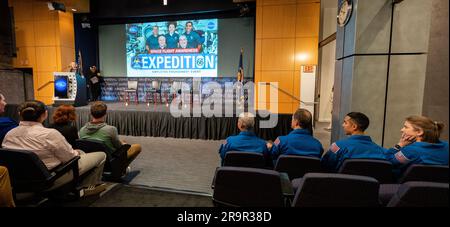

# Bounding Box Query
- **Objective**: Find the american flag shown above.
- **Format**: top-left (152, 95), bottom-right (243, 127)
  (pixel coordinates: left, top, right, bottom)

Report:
top-left (395, 151), bottom-right (409, 164)
top-left (237, 48), bottom-right (244, 82)
top-left (330, 143), bottom-right (340, 153)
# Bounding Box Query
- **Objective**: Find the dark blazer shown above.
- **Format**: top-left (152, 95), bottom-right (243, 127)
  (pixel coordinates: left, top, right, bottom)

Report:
top-left (49, 123), bottom-right (79, 148)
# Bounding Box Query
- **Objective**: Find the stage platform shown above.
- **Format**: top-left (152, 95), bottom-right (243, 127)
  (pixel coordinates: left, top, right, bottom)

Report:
top-left (3, 102), bottom-right (291, 140)
top-left (39, 102), bottom-right (292, 140)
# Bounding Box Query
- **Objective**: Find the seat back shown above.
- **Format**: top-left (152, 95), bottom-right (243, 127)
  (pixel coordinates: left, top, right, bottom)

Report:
top-left (0, 148), bottom-right (52, 192)
top-left (399, 164), bottom-right (449, 183)
top-left (74, 139), bottom-right (114, 171)
top-left (292, 173), bottom-right (380, 207)
top-left (223, 151), bottom-right (266, 168)
top-left (338, 159), bottom-right (394, 183)
top-left (74, 139), bottom-right (130, 181)
top-left (274, 155), bottom-right (321, 180)
top-left (212, 167), bottom-right (284, 207)
top-left (74, 139), bottom-right (113, 157)
top-left (128, 81), bottom-right (138, 90)
top-left (387, 181), bottom-right (449, 207)
top-left (108, 144), bottom-right (131, 180)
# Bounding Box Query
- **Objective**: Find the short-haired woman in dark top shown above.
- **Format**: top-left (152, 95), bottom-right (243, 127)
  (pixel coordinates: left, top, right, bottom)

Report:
top-left (50, 105), bottom-right (79, 147)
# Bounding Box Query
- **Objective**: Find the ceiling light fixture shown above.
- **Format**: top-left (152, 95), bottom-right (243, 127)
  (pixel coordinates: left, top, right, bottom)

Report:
top-left (163, 0), bottom-right (167, 6)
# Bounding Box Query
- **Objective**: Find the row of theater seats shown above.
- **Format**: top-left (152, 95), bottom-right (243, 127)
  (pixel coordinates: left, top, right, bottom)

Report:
top-left (211, 152), bottom-right (449, 207)
top-left (0, 139), bottom-right (131, 204)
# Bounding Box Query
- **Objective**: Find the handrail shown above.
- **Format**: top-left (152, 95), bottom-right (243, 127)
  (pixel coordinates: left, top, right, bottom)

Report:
top-left (37, 81), bottom-right (54, 91)
top-left (259, 82), bottom-right (317, 105)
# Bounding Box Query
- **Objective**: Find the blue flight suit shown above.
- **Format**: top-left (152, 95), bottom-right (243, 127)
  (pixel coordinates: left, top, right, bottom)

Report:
top-left (270, 129), bottom-right (323, 163)
top-left (165, 33), bottom-right (179, 49)
top-left (321, 135), bottom-right (387, 172)
top-left (219, 131), bottom-right (269, 165)
top-left (0, 117), bottom-right (18, 145)
top-left (146, 35), bottom-right (159, 50)
top-left (184, 31), bottom-right (203, 49)
top-left (385, 141), bottom-right (449, 177)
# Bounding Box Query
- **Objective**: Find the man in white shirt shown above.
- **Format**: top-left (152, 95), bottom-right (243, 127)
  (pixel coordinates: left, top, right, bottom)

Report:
top-left (2, 100), bottom-right (106, 194)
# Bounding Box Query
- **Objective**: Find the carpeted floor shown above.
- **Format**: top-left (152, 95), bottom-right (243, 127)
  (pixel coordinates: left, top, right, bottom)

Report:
top-left (90, 184), bottom-right (213, 207)
top-left (117, 122), bottom-right (331, 195)
top-left (121, 136), bottom-right (223, 194)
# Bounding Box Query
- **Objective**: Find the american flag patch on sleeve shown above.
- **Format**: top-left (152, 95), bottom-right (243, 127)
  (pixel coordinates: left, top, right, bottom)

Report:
top-left (330, 143), bottom-right (340, 153)
top-left (394, 151), bottom-right (410, 163)
top-left (274, 137), bottom-right (280, 146)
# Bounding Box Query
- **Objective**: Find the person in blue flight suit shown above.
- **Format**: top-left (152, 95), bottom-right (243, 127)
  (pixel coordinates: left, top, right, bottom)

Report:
top-left (0, 94), bottom-right (18, 144)
top-left (165, 22), bottom-right (179, 49)
top-left (267, 108), bottom-right (323, 165)
top-left (384, 115), bottom-right (449, 178)
top-left (146, 25), bottom-right (160, 51)
top-left (219, 112), bottom-right (270, 165)
top-left (321, 112), bottom-right (387, 172)
top-left (183, 21), bottom-right (203, 50)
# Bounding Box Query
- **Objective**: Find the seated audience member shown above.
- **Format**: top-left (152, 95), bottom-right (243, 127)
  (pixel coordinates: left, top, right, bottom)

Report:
top-left (385, 116), bottom-right (449, 177)
top-left (321, 112), bottom-right (386, 171)
top-left (219, 112), bottom-right (269, 165)
top-left (1, 100), bottom-right (106, 195)
top-left (49, 105), bottom-right (79, 148)
top-left (0, 166), bottom-right (15, 207)
top-left (79, 101), bottom-right (141, 168)
top-left (0, 93), bottom-right (18, 145)
top-left (267, 108), bottom-right (323, 164)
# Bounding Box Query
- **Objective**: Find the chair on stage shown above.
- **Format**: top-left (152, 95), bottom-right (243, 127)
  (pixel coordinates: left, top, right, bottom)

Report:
top-left (192, 79), bottom-right (202, 105)
top-left (170, 81), bottom-right (182, 104)
top-left (124, 81), bottom-right (139, 105)
top-left (146, 80), bottom-right (162, 107)
top-left (180, 82), bottom-right (192, 106)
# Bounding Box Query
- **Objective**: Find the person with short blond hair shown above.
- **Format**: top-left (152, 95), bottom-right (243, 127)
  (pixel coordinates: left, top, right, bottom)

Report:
top-left (385, 115), bottom-right (449, 176)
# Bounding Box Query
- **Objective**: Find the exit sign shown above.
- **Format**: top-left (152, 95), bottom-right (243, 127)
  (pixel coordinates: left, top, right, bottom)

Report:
top-left (302, 65), bottom-right (315, 73)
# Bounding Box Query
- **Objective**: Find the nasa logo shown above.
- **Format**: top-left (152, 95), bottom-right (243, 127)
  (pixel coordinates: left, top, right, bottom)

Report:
top-left (55, 79), bottom-right (67, 92)
top-left (129, 26), bottom-right (138, 34)
top-left (196, 56), bottom-right (205, 68)
top-left (207, 22), bottom-right (215, 30)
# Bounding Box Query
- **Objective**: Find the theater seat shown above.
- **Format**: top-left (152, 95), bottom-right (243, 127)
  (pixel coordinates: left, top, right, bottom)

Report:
top-left (398, 164), bottom-right (449, 183)
top-left (0, 148), bottom-right (80, 203)
top-left (379, 164), bottom-right (449, 205)
top-left (74, 139), bottom-right (131, 182)
top-left (274, 155), bottom-right (322, 180)
top-left (387, 181), bottom-right (449, 207)
top-left (292, 173), bottom-right (380, 207)
top-left (212, 166), bottom-right (292, 207)
top-left (338, 159), bottom-right (394, 183)
top-left (223, 151), bottom-right (266, 168)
